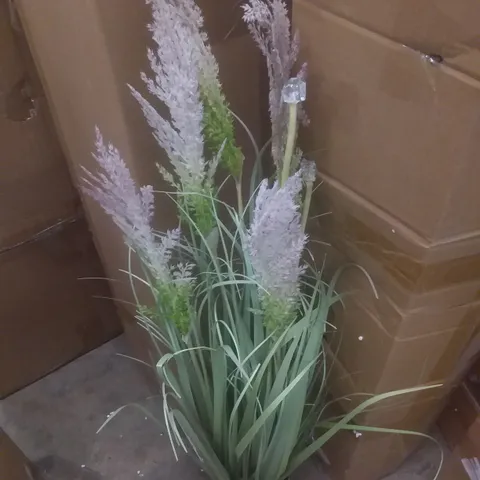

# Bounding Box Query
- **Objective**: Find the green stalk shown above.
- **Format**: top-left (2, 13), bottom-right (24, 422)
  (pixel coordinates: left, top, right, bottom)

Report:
top-left (301, 181), bottom-right (313, 232)
top-left (280, 103), bottom-right (298, 187)
top-left (236, 173), bottom-right (244, 217)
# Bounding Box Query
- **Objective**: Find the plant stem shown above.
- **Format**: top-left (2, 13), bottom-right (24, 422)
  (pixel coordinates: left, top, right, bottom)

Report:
top-left (236, 175), bottom-right (244, 217)
top-left (301, 181), bottom-right (313, 232)
top-left (280, 103), bottom-right (298, 187)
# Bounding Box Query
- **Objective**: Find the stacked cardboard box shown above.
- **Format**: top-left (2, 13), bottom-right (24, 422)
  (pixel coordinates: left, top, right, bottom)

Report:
top-left (293, 0), bottom-right (480, 478)
top-left (16, 0), bottom-right (265, 366)
top-left (438, 382), bottom-right (480, 478)
top-left (438, 358), bottom-right (480, 478)
top-left (0, 0), bottom-right (121, 398)
top-left (0, 429), bottom-right (31, 480)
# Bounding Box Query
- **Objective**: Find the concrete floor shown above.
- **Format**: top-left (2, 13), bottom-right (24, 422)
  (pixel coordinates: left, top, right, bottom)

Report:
top-left (0, 336), bottom-right (450, 479)
top-left (0, 336), bottom-right (207, 479)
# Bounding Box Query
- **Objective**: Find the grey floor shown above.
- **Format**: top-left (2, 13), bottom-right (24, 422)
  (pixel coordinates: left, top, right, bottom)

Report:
top-left (0, 336), bottom-right (449, 479)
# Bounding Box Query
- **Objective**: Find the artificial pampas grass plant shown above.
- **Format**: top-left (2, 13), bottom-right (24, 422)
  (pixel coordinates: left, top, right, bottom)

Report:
top-left (84, 1), bottom-right (442, 478)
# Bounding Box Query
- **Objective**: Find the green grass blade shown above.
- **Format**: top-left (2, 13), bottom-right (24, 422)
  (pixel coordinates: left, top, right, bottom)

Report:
top-left (320, 422), bottom-right (444, 480)
top-left (285, 384), bottom-right (442, 476)
top-left (236, 356), bottom-right (319, 457)
top-left (173, 410), bottom-right (230, 480)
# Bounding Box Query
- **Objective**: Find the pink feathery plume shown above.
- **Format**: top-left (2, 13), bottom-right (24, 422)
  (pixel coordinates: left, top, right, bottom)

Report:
top-left (82, 128), bottom-right (181, 282)
top-left (243, 0), bottom-right (308, 170)
top-left (247, 172), bottom-right (307, 303)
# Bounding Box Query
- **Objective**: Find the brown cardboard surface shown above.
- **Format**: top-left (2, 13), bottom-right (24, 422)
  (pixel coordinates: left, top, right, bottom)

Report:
top-left (309, 176), bottom-right (480, 400)
top-left (439, 383), bottom-right (480, 456)
top-left (329, 296), bottom-right (476, 393)
top-left (0, 429), bottom-right (31, 480)
top-left (295, 0), bottom-right (480, 242)
top-left (324, 427), bottom-right (424, 480)
top-left (117, 304), bottom-right (160, 392)
top-left (438, 383), bottom-right (480, 479)
top-left (315, 237), bottom-right (480, 317)
top-left (0, 217), bottom-right (121, 398)
top-left (196, 0), bottom-right (248, 43)
top-left (311, 187), bottom-right (480, 477)
top-left (326, 343), bottom-right (448, 418)
top-left (332, 268), bottom-right (480, 341)
top-left (303, 0), bottom-right (480, 81)
top-left (0, 0), bottom-right (79, 248)
top-left (439, 453), bottom-right (469, 480)
top-left (310, 180), bottom-right (480, 314)
top-left (17, 0), bottom-right (264, 344)
top-left (324, 350), bottom-right (447, 479)
top-left (313, 179), bottom-right (480, 273)
top-left (294, 0), bottom-right (480, 474)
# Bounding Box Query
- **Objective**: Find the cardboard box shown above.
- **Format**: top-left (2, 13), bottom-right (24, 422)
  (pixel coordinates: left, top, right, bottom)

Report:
top-left (196, 0), bottom-right (248, 43)
top-left (0, 217), bottom-right (121, 398)
top-left (322, 364), bottom-right (448, 479)
top-left (1, 0), bottom-right (121, 398)
top-left (440, 453), bottom-right (470, 480)
top-left (438, 382), bottom-right (480, 479)
top-left (303, 0), bottom-right (480, 80)
top-left (329, 432), bottom-right (469, 480)
top-left (293, 0), bottom-right (480, 477)
top-left (321, 360), bottom-right (427, 479)
top-left (325, 342), bottom-right (448, 425)
top-left (0, 429), bottom-right (32, 480)
top-left (329, 296), bottom-right (478, 394)
top-left (310, 180), bottom-right (480, 400)
top-left (0, 0), bottom-right (79, 248)
top-left (296, 1), bottom-right (480, 242)
top-left (311, 181), bottom-right (480, 306)
top-left (440, 383), bottom-right (480, 451)
top-left (320, 379), bottom-right (443, 480)
top-left (324, 428), bottom-right (424, 480)
top-left (17, 0), bottom-right (264, 338)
